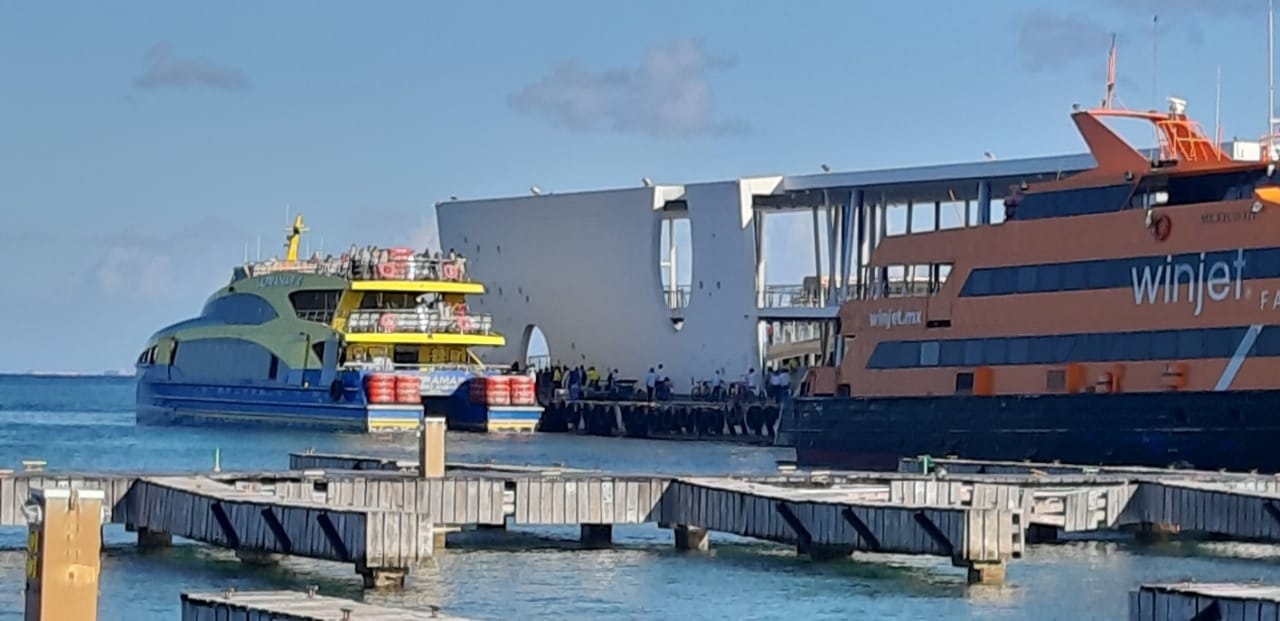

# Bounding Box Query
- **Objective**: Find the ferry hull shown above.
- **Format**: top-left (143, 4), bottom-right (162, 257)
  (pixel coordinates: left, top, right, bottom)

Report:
top-left (792, 390), bottom-right (1280, 473)
top-left (136, 376), bottom-right (422, 433)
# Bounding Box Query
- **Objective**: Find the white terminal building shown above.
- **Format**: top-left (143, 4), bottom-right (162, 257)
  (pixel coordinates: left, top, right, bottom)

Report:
top-left (436, 134), bottom-right (1264, 389)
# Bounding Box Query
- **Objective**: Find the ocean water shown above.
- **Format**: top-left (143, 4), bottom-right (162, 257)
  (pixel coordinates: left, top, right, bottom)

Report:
top-left (1, 375), bottom-right (1279, 620)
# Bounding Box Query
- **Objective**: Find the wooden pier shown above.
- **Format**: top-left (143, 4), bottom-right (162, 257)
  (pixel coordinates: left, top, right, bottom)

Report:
top-left (181, 588), bottom-right (468, 620)
top-left (1129, 583), bottom-right (1280, 620)
top-left (15, 450), bottom-right (1280, 589)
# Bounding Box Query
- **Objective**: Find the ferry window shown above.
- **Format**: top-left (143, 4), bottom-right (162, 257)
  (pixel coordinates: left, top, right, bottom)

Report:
top-left (1076, 333), bottom-right (1106, 361)
top-left (954, 372), bottom-right (974, 395)
top-left (962, 340), bottom-right (983, 366)
top-left (939, 341), bottom-right (964, 366)
top-left (919, 341), bottom-right (940, 367)
top-left (1007, 338), bottom-right (1030, 364)
top-left (1085, 261), bottom-right (1110, 289)
top-left (1046, 370), bottom-right (1066, 391)
top-left (967, 270), bottom-right (991, 296)
top-left (983, 339), bottom-right (1007, 365)
top-left (1253, 328), bottom-right (1280, 356)
top-left (290, 290), bottom-right (342, 322)
top-left (1037, 264), bottom-right (1061, 291)
top-left (1015, 266), bottom-right (1037, 293)
top-left (1060, 263), bottom-right (1087, 291)
top-left (202, 294), bottom-right (279, 325)
top-left (1202, 328), bottom-right (1238, 359)
top-left (1176, 330), bottom-right (1203, 358)
top-left (936, 264), bottom-right (952, 284)
top-left (1050, 335), bottom-right (1075, 361)
top-left (1149, 330), bottom-right (1177, 359)
top-left (1123, 332), bottom-right (1150, 360)
top-left (268, 355), bottom-right (279, 380)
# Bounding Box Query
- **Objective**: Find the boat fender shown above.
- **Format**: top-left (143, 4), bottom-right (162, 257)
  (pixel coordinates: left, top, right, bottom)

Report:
top-left (329, 379), bottom-right (345, 402)
top-left (379, 313), bottom-right (398, 332)
top-left (1150, 213), bottom-right (1172, 241)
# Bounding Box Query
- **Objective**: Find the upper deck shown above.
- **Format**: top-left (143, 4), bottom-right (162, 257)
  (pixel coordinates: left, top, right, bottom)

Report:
top-left (237, 253), bottom-right (483, 295)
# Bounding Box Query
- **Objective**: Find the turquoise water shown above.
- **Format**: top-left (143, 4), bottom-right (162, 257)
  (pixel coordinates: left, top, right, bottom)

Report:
top-left (2, 375), bottom-right (1280, 620)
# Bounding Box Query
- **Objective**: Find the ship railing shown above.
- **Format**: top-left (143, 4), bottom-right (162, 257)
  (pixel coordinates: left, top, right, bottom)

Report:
top-left (341, 361), bottom-right (529, 375)
top-left (295, 309), bottom-right (337, 323)
top-left (246, 256), bottom-right (472, 283)
top-left (759, 284), bottom-right (860, 308)
top-left (664, 286), bottom-right (691, 310)
top-left (345, 309), bottom-right (496, 336)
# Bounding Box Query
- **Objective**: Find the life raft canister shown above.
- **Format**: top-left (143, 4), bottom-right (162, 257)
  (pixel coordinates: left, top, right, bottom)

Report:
top-left (1150, 213), bottom-right (1172, 242)
top-left (379, 312), bottom-right (398, 332)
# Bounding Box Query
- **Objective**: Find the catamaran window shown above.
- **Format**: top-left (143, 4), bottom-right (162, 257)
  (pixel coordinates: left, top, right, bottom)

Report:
top-left (1010, 183), bottom-right (1132, 220)
top-left (171, 337), bottom-right (278, 381)
top-left (290, 290), bottom-right (342, 323)
top-left (202, 294), bottom-right (278, 325)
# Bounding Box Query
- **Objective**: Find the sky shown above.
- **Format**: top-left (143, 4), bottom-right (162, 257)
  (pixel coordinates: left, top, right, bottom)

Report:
top-left (0, 0), bottom-right (1270, 373)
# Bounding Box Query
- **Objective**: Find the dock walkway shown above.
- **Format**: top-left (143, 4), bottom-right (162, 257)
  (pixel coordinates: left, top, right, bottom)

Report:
top-left (181, 589), bottom-right (468, 620)
top-left (1129, 583), bottom-right (1280, 620)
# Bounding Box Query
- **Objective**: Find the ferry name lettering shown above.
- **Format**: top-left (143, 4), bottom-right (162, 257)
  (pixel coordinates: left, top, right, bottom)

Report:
top-left (1201, 211), bottom-right (1259, 225)
top-left (257, 274), bottom-right (304, 288)
top-left (1130, 249), bottom-right (1246, 317)
top-left (868, 309), bottom-right (923, 329)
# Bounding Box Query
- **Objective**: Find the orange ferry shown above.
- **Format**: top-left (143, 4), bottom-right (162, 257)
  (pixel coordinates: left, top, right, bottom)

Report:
top-left (793, 95), bottom-right (1280, 472)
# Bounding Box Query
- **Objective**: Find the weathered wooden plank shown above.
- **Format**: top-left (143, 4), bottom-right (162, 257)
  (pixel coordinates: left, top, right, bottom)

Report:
top-left (180, 589), bottom-right (467, 620)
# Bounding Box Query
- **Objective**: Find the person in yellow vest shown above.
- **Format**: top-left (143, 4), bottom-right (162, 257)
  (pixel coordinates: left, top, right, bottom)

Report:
top-left (586, 366), bottom-right (600, 389)
top-left (552, 365), bottom-right (563, 385)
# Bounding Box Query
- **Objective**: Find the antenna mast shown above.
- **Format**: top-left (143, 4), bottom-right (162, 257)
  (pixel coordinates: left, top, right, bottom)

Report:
top-left (1104, 34), bottom-right (1117, 109)
top-left (1152, 14), bottom-right (1159, 111)
top-left (1215, 64), bottom-right (1223, 147)
top-left (1270, 0), bottom-right (1276, 159)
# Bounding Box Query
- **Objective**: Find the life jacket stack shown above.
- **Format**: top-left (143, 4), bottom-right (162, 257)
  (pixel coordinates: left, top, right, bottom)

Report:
top-left (365, 373), bottom-right (397, 404)
top-left (395, 373), bottom-right (422, 405)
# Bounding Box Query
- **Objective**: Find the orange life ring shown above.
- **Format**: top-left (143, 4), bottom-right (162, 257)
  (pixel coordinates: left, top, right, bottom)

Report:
top-left (378, 313), bottom-right (398, 332)
top-left (1151, 213), bottom-right (1172, 242)
top-left (442, 263), bottom-right (459, 281)
top-left (377, 262), bottom-right (397, 279)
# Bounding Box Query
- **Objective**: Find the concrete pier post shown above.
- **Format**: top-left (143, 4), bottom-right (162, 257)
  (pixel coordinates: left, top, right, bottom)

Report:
top-left (359, 567), bottom-right (408, 589)
top-left (136, 527), bottom-right (173, 551)
top-left (418, 416), bottom-right (446, 479)
top-left (965, 561), bottom-right (1006, 585)
top-left (673, 524), bottom-right (709, 552)
top-left (580, 524), bottom-right (612, 548)
top-left (24, 488), bottom-right (106, 621)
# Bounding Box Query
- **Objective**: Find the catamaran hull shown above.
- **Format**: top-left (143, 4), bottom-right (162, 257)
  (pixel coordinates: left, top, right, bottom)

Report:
top-left (136, 376), bottom-right (423, 432)
top-left (791, 390), bottom-right (1280, 472)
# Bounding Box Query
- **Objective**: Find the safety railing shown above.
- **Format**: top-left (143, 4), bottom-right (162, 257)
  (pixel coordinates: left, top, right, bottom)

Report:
top-left (295, 309), bottom-right (336, 324)
top-left (247, 256), bottom-right (471, 283)
top-left (340, 361), bottom-right (492, 373)
top-left (345, 309), bottom-right (496, 335)
top-left (664, 286), bottom-right (691, 310)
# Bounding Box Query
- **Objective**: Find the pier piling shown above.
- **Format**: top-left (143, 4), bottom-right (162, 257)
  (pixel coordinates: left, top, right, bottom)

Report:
top-left (418, 416), bottom-right (446, 479)
top-left (23, 488), bottom-right (105, 621)
top-left (673, 524), bottom-right (709, 552)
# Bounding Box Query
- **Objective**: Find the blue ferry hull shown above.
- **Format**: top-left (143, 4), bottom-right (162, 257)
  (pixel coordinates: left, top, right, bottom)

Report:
top-left (792, 390), bottom-right (1280, 472)
top-left (136, 368), bottom-right (422, 432)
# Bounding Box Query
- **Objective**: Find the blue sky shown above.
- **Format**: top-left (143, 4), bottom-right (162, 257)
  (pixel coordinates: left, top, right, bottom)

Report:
top-left (0, 0), bottom-right (1267, 372)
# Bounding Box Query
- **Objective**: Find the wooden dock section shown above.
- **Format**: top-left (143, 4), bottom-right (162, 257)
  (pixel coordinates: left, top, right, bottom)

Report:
top-left (181, 589), bottom-right (468, 620)
top-left (1129, 583), bottom-right (1280, 620)
top-left (131, 476), bottom-right (434, 587)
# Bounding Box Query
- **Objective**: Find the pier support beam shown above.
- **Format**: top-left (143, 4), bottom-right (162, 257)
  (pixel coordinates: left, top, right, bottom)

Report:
top-left (1133, 522), bottom-right (1181, 543)
top-left (673, 525), bottom-right (709, 552)
top-left (580, 524), bottom-right (612, 549)
top-left (24, 488), bottom-right (105, 621)
top-left (964, 561), bottom-right (1006, 585)
top-left (1025, 524), bottom-right (1060, 544)
top-left (136, 527), bottom-right (172, 551)
top-left (358, 566), bottom-right (408, 590)
top-left (418, 416), bottom-right (446, 479)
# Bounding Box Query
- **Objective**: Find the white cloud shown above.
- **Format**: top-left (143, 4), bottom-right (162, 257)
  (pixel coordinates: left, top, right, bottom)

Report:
top-left (510, 39), bottom-right (750, 137)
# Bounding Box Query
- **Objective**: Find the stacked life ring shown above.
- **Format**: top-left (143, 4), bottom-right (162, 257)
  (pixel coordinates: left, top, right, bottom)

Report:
top-left (454, 303), bottom-right (473, 333)
top-left (376, 262), bottom-right (398, 279)
top-left (378, 312), bottom-right (398, 333)
top-left (441, 262), bottom-right (460, 281)
top-left (1150, 213), bottom-right (1172, 242)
